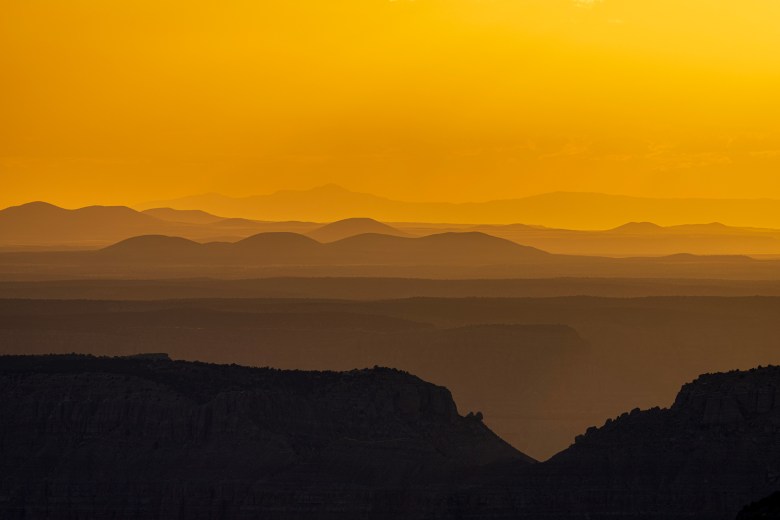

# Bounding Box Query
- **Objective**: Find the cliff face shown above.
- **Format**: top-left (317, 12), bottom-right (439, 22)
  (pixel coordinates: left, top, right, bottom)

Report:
top-left (518, 366), bottom-right (780, 519)
top-left (0, 355), bottom-right (528, 520)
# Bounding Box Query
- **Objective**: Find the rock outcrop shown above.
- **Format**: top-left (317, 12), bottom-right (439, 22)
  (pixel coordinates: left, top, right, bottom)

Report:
top-left (510, 366), bottom-right (780, 519)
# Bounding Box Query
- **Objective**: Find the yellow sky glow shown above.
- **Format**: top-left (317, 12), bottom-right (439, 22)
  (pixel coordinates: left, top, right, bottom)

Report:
top-left (2, 0), bottom-right (780, 208)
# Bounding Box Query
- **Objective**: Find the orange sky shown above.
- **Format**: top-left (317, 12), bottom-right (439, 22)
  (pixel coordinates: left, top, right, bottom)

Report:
top-left (3, 0), bottom-right (780, 208)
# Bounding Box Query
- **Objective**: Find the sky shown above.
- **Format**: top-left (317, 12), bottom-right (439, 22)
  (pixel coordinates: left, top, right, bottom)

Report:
top-left (2, 0), bottom-right (780, 208)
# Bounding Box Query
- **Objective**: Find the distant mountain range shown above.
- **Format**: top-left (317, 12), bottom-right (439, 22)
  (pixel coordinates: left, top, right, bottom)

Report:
top-left (139, 184), bottom-right (780, 229)
top-left (0, 201), bottom-right (320, 248)
top-left (5, 201), bottom-right (780, 256)
top-left (0, 201), bottom-right (172, 246)
top-left (3, 228), bottom-right (780, 280)
top-left (98, 231), bottom-right (551, 265)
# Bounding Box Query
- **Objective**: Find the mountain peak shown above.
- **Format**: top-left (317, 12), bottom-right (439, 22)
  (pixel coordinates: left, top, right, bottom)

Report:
top-left (235, 232), bottom-right (320, 249)
top-left (101, 235), bottom-right (201, 254)
top-left (2, 201), bottom-right (64, 213)
top-left (308, 217), bottom-right (408, 242)
top-left (609, 221), bottom-right (664, 233)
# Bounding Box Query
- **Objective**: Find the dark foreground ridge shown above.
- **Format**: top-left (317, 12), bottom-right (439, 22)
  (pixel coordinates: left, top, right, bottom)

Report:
top-left (506, 365), bottom-right (780, 519)
top-left (2, 356), bottom-right (780, 519)
top-left (0, 354), bottom-right (527, 519)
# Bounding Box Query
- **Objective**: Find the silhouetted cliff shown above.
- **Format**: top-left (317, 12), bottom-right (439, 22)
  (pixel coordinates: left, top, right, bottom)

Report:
top-left (4, 356), bottom-right (780, 519)
top-left (0, 355), bottom-right (527, 519)
top-left (513, 366), bottom-right (780, 519)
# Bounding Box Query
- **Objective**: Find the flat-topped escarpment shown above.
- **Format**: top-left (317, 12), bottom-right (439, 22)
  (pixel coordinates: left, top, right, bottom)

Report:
top-left (0, 354), bottom-right (528, 519)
